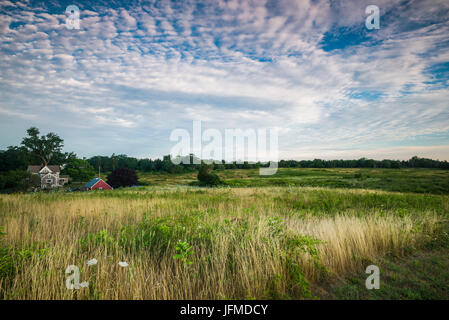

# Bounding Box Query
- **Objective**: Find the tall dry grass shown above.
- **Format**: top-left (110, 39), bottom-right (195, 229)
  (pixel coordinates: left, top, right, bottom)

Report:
top-left (0, 187), bottom-right (444, 299)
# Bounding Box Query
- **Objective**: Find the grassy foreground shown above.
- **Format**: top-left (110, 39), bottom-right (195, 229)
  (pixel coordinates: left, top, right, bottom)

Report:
top-left (1, 168), bottom-right (448, 299)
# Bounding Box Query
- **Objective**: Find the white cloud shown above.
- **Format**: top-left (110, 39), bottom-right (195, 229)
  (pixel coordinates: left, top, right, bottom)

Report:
top-left (0, 0), bottom-right (448, 159)
top-left (117, 8), bottom-right (137, 31)
top-left (0, 106), bottom-right (36, 119)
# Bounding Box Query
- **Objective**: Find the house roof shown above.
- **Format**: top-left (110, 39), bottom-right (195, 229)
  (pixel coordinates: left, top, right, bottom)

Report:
top-left (47, 165), bottom-right (60, 173)
top-left (28, 165), bottom-right (42, 173)
top-left (28, 165), bottom-right (61, 173)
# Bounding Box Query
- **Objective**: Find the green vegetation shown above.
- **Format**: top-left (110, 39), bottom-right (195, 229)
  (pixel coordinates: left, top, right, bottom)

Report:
top-left (196, 163), bottom-right (223, 186)
top-left (0, 169), bottom-right (448, 299)
top-left (0, 128), bottom-right (448, 300)
top-left (326, 249), bottom-right (449, 300)
top-left (174, 241), bottom-right (194, 266)
top-left (1, 127), bottom-right (449, 196)
top-left (137, 167), bottom-right (449, 195)
top-left (61, 159), bottom-right (96, 182)
top-left (106, 167), bottom-right (139, 188)
top-left (20, 127), bottom-right (67, 166)
top-left (0, 170), bottom-right (37, 193)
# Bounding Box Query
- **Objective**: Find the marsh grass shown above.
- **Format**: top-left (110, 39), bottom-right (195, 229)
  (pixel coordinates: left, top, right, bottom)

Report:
top-left (0, 186), bottom-right (447, 299)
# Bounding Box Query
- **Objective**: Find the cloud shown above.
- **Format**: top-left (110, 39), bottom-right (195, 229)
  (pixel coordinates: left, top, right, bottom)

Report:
top-left (0, 0), bottom-right (448, 159)
top-left (117, 8), bottom-right (137, 31)
top-left (281, 144), bottom-right (449, 161)
top-left (0, 106), bottom-right (36, 119)
top-left (94, 115), bottom-right (137, 128)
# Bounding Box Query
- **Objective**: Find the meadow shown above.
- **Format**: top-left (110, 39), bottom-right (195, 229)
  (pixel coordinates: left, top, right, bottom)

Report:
top-left (0, 168), bottom-right (448, 299)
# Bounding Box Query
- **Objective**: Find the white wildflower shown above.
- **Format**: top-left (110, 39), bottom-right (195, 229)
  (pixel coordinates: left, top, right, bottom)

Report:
top-left (87, 258), bottom-right (97, 266)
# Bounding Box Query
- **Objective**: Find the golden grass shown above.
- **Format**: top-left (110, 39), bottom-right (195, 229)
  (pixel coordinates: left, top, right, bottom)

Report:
top-left (0, 187), bottom-right (444, 299)
top-left (289, 214), bottom-right (437, 279)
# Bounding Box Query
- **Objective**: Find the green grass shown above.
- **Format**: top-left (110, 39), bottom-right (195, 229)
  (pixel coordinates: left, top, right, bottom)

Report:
top-left (325, 248), bottom-right (449, 300)
top-left (1, 168), bottom-right (448, 299)
top-left (226, 168), bottom-right (449, 194)
top-left (136, 168), bottom-right (449, 195)
top-left (323, 221), bottom-right (449, 299)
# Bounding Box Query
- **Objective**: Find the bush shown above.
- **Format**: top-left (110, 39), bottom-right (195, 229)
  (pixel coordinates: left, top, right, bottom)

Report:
top-left (0, 170), bottom-right (34, 192)
top-left (106, 167), bottom-right (138, 188)
top-left (197, 164), bottom-right (222, 186)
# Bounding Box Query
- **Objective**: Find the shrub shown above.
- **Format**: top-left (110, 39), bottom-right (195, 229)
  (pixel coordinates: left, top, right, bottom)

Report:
top-left (197, 164), bottom-right (222, 186)
top-left (106, 167), bottom-right (138, 188)
top-left (173, 240), bottom-right (193, 266)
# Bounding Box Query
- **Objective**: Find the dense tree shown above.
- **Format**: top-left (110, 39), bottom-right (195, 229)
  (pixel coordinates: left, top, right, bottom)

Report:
top-left (0, 170), bottom-right (34, 192)
top-left (87, 156), bottom-right (112, 172)
top-left (61, 159), bottom-right (96, 182)
top-left (275, 156), bottom-right (449, 170)
top-left (0, 146), bottom-right (29, 172)
top-left (83, 153), bottom-right (449, 177)
top-left (21, 127), bottom-right (66, 166)
top-left (1, 127), bottom-right (75, 174)
top-left (117, 154), bottom-right (139, 170)
top-left (138, 159), bottom-right (155, 172)
top-left (106, 167), bottom-right (139, 188)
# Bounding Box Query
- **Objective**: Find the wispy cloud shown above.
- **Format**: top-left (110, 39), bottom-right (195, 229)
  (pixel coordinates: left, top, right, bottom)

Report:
top-left (0, 0), bottom-right (448, 159)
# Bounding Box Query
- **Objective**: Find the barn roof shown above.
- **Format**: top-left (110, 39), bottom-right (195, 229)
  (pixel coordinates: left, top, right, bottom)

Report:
top-left (84, 178), bottom-right (101, 189)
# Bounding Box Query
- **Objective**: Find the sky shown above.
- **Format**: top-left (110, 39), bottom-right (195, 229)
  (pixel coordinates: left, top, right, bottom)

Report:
top-left (0, 0), bottom-right (449, 161)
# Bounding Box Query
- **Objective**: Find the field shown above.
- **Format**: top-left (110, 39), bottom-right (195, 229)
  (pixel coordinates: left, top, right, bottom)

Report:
top-left (141, 167), bottom-right (449, 194)
top-left (1, 168), bottom-right (448, 299)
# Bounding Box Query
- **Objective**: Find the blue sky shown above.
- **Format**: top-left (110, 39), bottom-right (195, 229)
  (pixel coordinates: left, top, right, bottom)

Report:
top-left (0, 0), bottom-right (448, 160)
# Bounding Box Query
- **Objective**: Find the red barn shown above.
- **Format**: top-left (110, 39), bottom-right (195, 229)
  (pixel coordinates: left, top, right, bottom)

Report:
top-left (83, 178), bottom-right (113, 191)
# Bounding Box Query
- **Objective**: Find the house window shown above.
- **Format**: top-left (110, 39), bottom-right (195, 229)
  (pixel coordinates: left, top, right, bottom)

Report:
top-left (46, 179), bottom-right (52, 183)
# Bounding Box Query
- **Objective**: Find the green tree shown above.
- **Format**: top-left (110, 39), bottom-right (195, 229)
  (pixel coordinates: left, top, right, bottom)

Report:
top-left (21, 127), bottom-right (65, 166)
top-left (0, 146), bottom-right (29, 172)
top-left (111, 153), bottom-right (118, 170)
top-left (0, 170), bottom-right (33, 192)
top-left (61, 159), bottom-right (96, 182)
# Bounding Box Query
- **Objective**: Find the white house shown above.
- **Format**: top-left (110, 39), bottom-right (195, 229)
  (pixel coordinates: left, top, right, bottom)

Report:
top-left (27, 165), bottom-right (69, 189)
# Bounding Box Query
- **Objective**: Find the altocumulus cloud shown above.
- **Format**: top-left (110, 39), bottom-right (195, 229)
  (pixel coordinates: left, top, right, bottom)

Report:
top-left (0, 0), bottom-right (448, 160)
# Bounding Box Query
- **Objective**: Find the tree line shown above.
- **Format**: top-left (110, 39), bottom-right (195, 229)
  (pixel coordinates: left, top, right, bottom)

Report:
top-left (278, 156), bottom-right (449, 169)
top-left (85, 154), bottom-right (262, 173)
top-left (1, 127), bottom-right (449, 192)
top-left (84, 155), bottom-right (449, 172)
